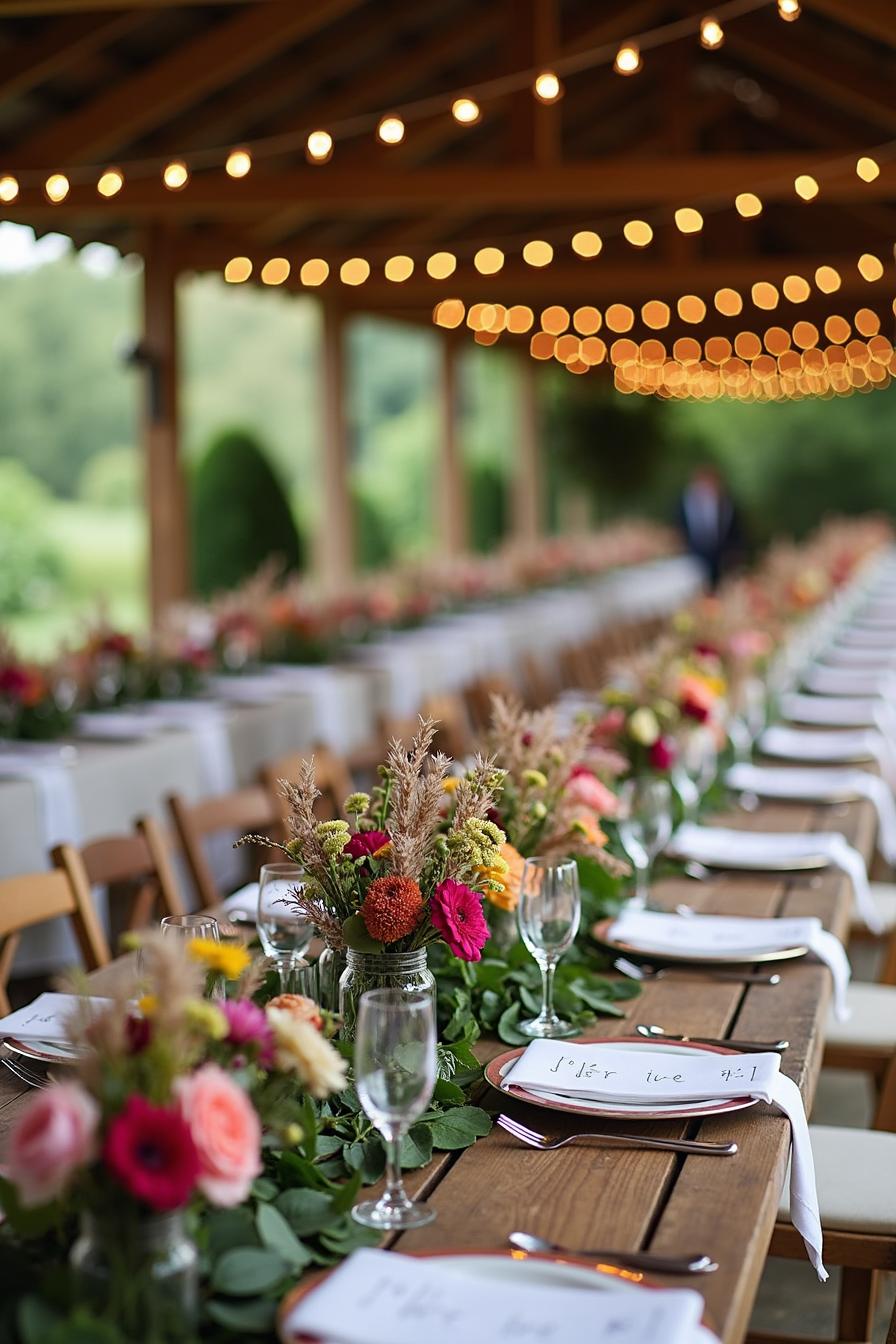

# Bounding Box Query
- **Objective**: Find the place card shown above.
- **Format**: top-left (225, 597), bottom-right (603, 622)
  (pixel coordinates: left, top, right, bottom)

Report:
top-left (284, 1248), bottom-right (704, 1344)
top-left (0, 992), bottom-right (110, 1043)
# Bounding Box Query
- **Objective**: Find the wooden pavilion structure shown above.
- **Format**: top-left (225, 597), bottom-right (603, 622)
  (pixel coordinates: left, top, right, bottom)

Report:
top-left (1, 0), bottom-right (895, 614)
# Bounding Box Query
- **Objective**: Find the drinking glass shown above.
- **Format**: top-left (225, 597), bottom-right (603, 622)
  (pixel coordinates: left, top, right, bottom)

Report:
top-left (516, 857), bottom-right (581, 1039)
top-left (256, 863), bottom-right (314, 993)
top-left (352, 989), bottom-right (437, 1230)
top-left (617, 777), bottom-right (673, 909)
top-left (160, 914), bottom-right (220, 942)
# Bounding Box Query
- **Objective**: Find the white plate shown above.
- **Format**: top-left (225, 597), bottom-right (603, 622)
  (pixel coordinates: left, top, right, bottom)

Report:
top-left (4, 1037), bottom-right (82, 1064)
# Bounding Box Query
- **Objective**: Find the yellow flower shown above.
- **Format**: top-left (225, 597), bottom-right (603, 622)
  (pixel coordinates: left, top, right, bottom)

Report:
top-left (137, 993), bottom-right (157, 1018)
top-left (442, 776), bottom-right (460, 794)
top-left (187, 938), bottom-right (251, 981)
top-left (480, 843), bottom-right (525, 914)
top-left (184, 999), bottom-right (228, 1039)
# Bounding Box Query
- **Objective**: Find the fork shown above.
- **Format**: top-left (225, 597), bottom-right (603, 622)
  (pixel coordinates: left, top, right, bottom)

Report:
top-left (1, 1052), bottom-right (48, 1090)
top-left (614, 955), bottom-right (781, 986)
top-left (496, 1113), bottom-right (737, 1156)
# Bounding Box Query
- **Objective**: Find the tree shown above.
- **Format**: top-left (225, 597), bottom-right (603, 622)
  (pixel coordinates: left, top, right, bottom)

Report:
top-left (190, 427), bottom-right (304, 596)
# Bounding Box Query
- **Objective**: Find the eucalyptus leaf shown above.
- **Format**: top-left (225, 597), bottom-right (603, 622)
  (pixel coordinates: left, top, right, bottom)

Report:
top-left (211, 1247), bottom-right (289, 1297)
top-left (206, 1297), bottom-right (278, 1333)
top-left (497, 1001), bottom-right (531, 1045)
top-left (429, 1105), bottom-right (492, 1149)
top-left (205, 1207), bottom-right (261, 1258)
top-left (274, 1187), bottom-right (335, 1237)
top-left (399, 1122), bottom-right (434, 1169)
top-left (256, 1202), bottom-right (313, 1271)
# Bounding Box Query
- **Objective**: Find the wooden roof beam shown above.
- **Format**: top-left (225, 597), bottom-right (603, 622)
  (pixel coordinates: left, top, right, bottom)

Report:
top-left (803, 0), bottom-right (896, 47)
top-left (0, 11), bottom-right (148, 102)
top-left (11, 0), bottom-right (365, 166)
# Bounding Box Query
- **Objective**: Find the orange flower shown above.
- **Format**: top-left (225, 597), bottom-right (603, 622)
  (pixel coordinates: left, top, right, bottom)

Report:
top-left (360, 876), bottom-right (423, 943)
top-left (568, 811), bottom-right (608, 849)
top-left (480, 843), bottom-right (525, 914)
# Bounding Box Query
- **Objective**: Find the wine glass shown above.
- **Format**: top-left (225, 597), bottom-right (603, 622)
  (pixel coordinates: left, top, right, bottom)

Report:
top-left (617, 777), bottom-right (673, 910)
top-left (257, 863), bottom-right (314, 992)
top-left (160, 914), bottom-right (220, 941)
top-left (516, 857), bottom-right (581, 1039)
top-left (673, 726), bottom-right (718, 821)
top-left (352, 989), bottom-right (437, 1230)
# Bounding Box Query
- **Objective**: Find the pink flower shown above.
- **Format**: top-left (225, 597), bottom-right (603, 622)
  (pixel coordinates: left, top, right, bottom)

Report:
top-left (7, 1082), bottom-right (99, 1208)
top-left (567, 766), bottom-right (619, 817)
top-left (592, 707), bottom-right (626, 743)
top-left (344, 830), bottom-right (390, 862)
top-left (176, 1064), bottom-right (262, 1208)
top-left (649, 736), bottom-right (677, 771)
top-left (220, 998), bottom-right (275, 1065)
top-left (431, 879), bottom-right (490, 962)
top-left (104, 1097), bottom-right (199, 1211)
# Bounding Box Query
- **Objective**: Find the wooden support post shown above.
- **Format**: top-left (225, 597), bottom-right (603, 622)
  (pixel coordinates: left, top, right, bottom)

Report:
top-left (513, 356), bottom-right (543, 544)
top-left (316, 302), bottom-right (353, 587)
top-left (436, 340), bottom-right (468, 552)
top-left (142, 224), bottom-right (188, 621)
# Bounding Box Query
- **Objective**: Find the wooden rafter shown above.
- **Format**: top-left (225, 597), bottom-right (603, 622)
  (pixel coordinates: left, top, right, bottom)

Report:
top-left (0, 11), bottom-right (147, 102)
top-left (804, 0), bottom-right (896, 48)
top-left (11, 0), bottom-right (365, 166)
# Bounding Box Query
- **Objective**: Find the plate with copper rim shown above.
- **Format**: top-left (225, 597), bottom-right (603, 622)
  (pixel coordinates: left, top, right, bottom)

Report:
top-left (277, 1248), bottom-right (719, 1344)
top-left (484, 1037), bottom-right (758, 1120)
top-left (3, 1037), bottom-right (83, 1065)
top-left (592, 918), bottom-right (810, 967)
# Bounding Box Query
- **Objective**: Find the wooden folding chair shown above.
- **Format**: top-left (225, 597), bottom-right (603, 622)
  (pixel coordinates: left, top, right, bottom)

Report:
top-left (519, 653), bottom-right (556, 708)
top-left (463, 674), bottom-right (517, 733)
top-left (259, 745), bottom-right (355, 829)
top-left (167, 786), bottom-right (281, 909)
top-left (52, 816), bottom-right (185, 944)
top-left (420, 693), bottom-right (473, 761)
top-left (0, 868), bottom-right (111, 1016)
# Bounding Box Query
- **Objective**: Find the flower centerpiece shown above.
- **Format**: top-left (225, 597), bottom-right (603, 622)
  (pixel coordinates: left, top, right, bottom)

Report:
top-left (593, 644), bottom-right (681, 779)
top-left (0, 638), bottom-right (75, 741)
top-left (243, 719), bottom-right (506, 1036)
top-left (0, 933), bottom-right (345, 1340)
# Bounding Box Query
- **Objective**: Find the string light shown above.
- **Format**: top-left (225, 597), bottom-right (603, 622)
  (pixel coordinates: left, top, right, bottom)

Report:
top-left (97, 167), bottom-right (123, 197)
top-left (506, 305), bottom-right (534, 333)
top-left (777, 0), bottom-right (800, 18)
top-left (260, 257), bottom-right (290, 285)
top-left (433, 298), bottom-right (465, 328)
top-left (163, 160), bottom-right (188, 190)
top-left (340, 257), bottom-right (369, 285)
top-left (45, 173), bottom-right (69, 202)
top-left (300, 258), bottom-right (329, 286)
top-left (858, 253), bottom-right (884, 281)
top-left (752, 281), bottom-right (779, 309)
top-left (623, 219), bottom-right (653, 247)
top-left (384, 254), bottom-right (414, 281)
top-left (700, 16), bottom-right (724, 49)
top-left (614, 44), bottom-right (642, 75)
top-left (522, 239), bottom-right (553, 267)
top-left (571, 230), bottom-right (602, 257)
top-left (794, 174), bottom-right (819, 201)
top-left (783, 275), bottom-right (810, 303)
top-left (605, 303), bottom-right (634, 332)
top-left (815, 265), bottom-right (841, 293)
top-left (642, 300), bottom-right (671, 329)
top-left (824, 315), bottom-right (850, 343)
top-left (0, 175), bottom-right (18, 202)
top-left (735, 192), bottom-right (762, 217)
top-left (675, 207), bottom-right (704, 233)
top-left (678, 295), bottom-right (706, 323)
top-left (542, 305), bottom-right (570, 335)
top-left (474, 246), bottom-right (504, 274)
top-left (714, 288), bottom-right (743, 316)
top-left (855, 308), bottom-right (880, 337)
top-left (574, 306), bottom-right (602, 335)
top-left (224, 257), bottom-right (252, 283)
top-left (856, 156), bottom-right (880, 183)
top-left (427, 251), bottom-right (457, 279)
top-left (306, 131), bottom-right (333, 163)
top-left (452, 97), bottom-right (481, 125)
top-left (225, 148), bottom-right (252, 178)
top-left (533, 71), bottom-right (562, 103)
top-left (377, 116), bottom-right (405, 145)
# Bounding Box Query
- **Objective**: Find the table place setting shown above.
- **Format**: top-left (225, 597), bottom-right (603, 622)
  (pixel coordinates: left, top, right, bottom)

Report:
top-left (495, 1037), bottom-right (826, 1279)
top-left (819, 643), bottom-right (896, 669)
top-left (594, 908), bottom-right (851, 1019)
top-left (831, 625), bottom-right (896, 650)
top-left (778, 690), bottom-right (887, 728)
top-left (800, 664), bottom-right (895, 697)
top-left (280, 1245), bottom-right (716, 1344)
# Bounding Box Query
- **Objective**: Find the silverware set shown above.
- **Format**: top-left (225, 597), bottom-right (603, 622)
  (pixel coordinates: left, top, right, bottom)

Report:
top-left (507, 1230), bottom-right (719, 1276)
top-left (614, 954), bottom-right (781, 986)
top-left (496, 1113), bottom-right (737, 1157)
top-left (1, 1048), bottom-right (49, 1090)
top-left (635, 1023), bottom-right (789, 1053)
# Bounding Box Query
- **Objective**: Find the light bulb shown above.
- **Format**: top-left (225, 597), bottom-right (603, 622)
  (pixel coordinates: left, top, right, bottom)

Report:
top-left (306, 131), bottom-right (333, 163)
top-left (377, 115), bottom-right (405, 145)
top-left (614, 44), bottom-right (641, 75)
top-left (533, 70), bottom-right (562, 103)
top-left (675, 207), bottom-right (704, 233)
top-left (224, 257), bottom-right (252, 283)
top-left (857, 156), bottom-right (880, 183)
top-left (45, 172), bottom-right (69, 202)
top-left (97, 168), bottom-right (123, 197)
top-left (700, 16), bottom-right (724, 48)
top-left (225, 148), bottom-right (252, 178)
top-left (0, 174), bottom-right (17, 202)
top-left (163, 160), bottom-right (189, 190)
top-left (451, 97), bottom-right (480, 125)
top-left (794, 174), bottom-right (819, 200)
top-left (777, 0), bottom-right (800, 18)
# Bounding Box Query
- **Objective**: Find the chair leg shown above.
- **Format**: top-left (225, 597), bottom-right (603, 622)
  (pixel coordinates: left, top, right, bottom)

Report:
top-left (837, 1267), bottom-right (875, 1344)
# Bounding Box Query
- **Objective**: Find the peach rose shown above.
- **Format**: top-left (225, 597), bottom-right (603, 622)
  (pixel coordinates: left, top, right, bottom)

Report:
top-left (8, 1082), bottom-right (99, 1207)
top-left (566, 768), bottom-right (619, 817)
top-left (176, 1064), bottom-right (261, 1207)
top-left (266, 993), bottom-right (324, 1030)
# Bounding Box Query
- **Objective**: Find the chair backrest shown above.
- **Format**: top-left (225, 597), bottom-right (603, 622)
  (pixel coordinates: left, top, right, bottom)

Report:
top-left (0, 867), bottom-right (111, 1015)
top-left (419, 693), bottom-right (473, 761)
top-left (463, 674), bottom-right (517, 733)
top-left (519, 653), bottom-right (555, 709)
top-left (168, 785), bottom-right (279, 908)
top-left (259, 745), bottom-right (354, 828)
top-left (53, 816), bottom-right (185, 937)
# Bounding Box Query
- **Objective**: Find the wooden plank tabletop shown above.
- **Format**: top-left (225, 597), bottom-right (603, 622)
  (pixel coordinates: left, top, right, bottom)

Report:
top-left (0, 794), bottom-right (876, 1344)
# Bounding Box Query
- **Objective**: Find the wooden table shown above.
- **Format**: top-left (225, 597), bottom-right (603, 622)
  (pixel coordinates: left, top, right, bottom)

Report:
top-left (0, 793), bottom-right (876, 1344)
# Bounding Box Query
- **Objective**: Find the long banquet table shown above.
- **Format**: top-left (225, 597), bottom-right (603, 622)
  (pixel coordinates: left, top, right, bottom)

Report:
top-left (0, 784), bottom-right (874, 1344)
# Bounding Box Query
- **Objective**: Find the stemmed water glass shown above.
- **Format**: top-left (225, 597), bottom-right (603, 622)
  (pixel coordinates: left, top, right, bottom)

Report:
top-left (352, 989), bottom-right (437, 1230)
top-left (160, 914), bottom-right (220, 942)
top-left (516, 857), bottom-right (581, 1039)
top-left (672, 726), bottom-right (718, 821)
top-left (256, 863), bottom-right (314, 993)
top-left (617, 777), bottom-right (673, 909)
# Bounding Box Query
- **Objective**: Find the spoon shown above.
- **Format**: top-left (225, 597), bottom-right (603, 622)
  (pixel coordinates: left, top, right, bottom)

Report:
top-left (509, 1231), bottom-right (718, 1275)
top-left (636, 1023), bottom-right (789, 1053)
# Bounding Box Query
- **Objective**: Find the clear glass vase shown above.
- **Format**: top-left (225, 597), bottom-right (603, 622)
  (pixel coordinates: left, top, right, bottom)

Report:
top-left (69, 1208), bottom-right (198, 1341)
top-left (316, 945), bottom-right (347, 1013)
top-left (338, 948), bottom-right (434, 1040)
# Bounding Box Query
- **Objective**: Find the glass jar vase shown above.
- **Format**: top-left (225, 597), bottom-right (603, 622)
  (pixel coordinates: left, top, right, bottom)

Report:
top-left (338, 948), bottom-right (435, 1040)
top-left (316, 945), bottom-right (347, 1014)
top-left (69, 1208), bottom-right (198, 1341)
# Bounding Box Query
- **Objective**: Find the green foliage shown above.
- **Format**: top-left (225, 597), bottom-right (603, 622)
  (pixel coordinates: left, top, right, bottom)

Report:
top-left (0, 459), bottom-right (64, 616)
top-left (191, 427), bottom-right (304, 597)
top-left (468, 460), bottom-right (509, 554)
top-left (78, 448), bottom-right (140, 510)
top-left (353, 485), bottom-right (395, 571)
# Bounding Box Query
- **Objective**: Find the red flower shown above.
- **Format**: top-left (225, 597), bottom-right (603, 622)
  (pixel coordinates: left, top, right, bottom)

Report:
top-left (344, 830), bottom-right (390, 862)
top-left (103, 1097), bottom-right (199, 1211)
top-left (0, 664), bottom-right (30, 699)
top-left (649, 736), bottom-right (677, 771)
top-left (361, 875), bottom-right (423, 943)
top-left (431, 879), bottom-right (490, 962)
top-left (124, 1014), bottom-right (152, 1054)
top-left (693, 642), bottom-right (720, 659)
top-left (681, 696), bottom-right (710, 723)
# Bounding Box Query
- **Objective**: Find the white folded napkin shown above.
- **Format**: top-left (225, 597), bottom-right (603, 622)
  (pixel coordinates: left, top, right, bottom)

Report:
top-left (220, 881), bottom-right (258, 921)
top-left (821, 645), bottom-right (896, 669)
top-left (779, 692), bottom-right (881, 727)
top-left (801, 665), bottom-right (894, 697)
top-left (609, 908), bottom-right (850, 1019)
top-left (668, 822), bottom-right (881, 933)
top-left (760, 723), bottom-right (896, 801)
top-left (835, 627), bottom-right (896, 650)
top-left (726, 763), bottom-right (896, 868)
top-left (0, 992), bottom-right (110, 1043)
top-left (503, 1039), bottom-right (826, 1281)
top-left (285, 1247), bottom-right (709, 1344)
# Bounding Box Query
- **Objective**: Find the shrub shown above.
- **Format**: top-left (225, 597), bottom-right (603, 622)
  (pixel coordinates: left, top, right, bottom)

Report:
top-left (468, 460), bottom-right (509, 554)
top-left (78, 446), bottom-right (140, 509)
top-left (0, 459), bottom-right (63, 615)
top-left (191, 427), bottom-right (303, 596)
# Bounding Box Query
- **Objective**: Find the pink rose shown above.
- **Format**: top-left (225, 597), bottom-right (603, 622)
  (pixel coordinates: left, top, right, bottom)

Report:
top-left (8, 1082), bottom-right (99, 1207)
top-left (176, 1064), bottom-right (262, 1207)
top-left (567, 767), bottom-right (619, 817)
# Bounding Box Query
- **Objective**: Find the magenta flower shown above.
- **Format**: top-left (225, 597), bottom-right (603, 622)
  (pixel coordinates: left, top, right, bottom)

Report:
top-left (649, 736), bottom-right (677, 771)
top-left (431, 879), bottom-right (490, 962)
top-left (220, 999), bottom-right (275, 1066)
top-left (344, 830), bottom-right (391, 862)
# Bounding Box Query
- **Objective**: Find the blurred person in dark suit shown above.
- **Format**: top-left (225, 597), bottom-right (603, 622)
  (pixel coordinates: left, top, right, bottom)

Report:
top-left (678, 464), bottom-right (742, 590)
